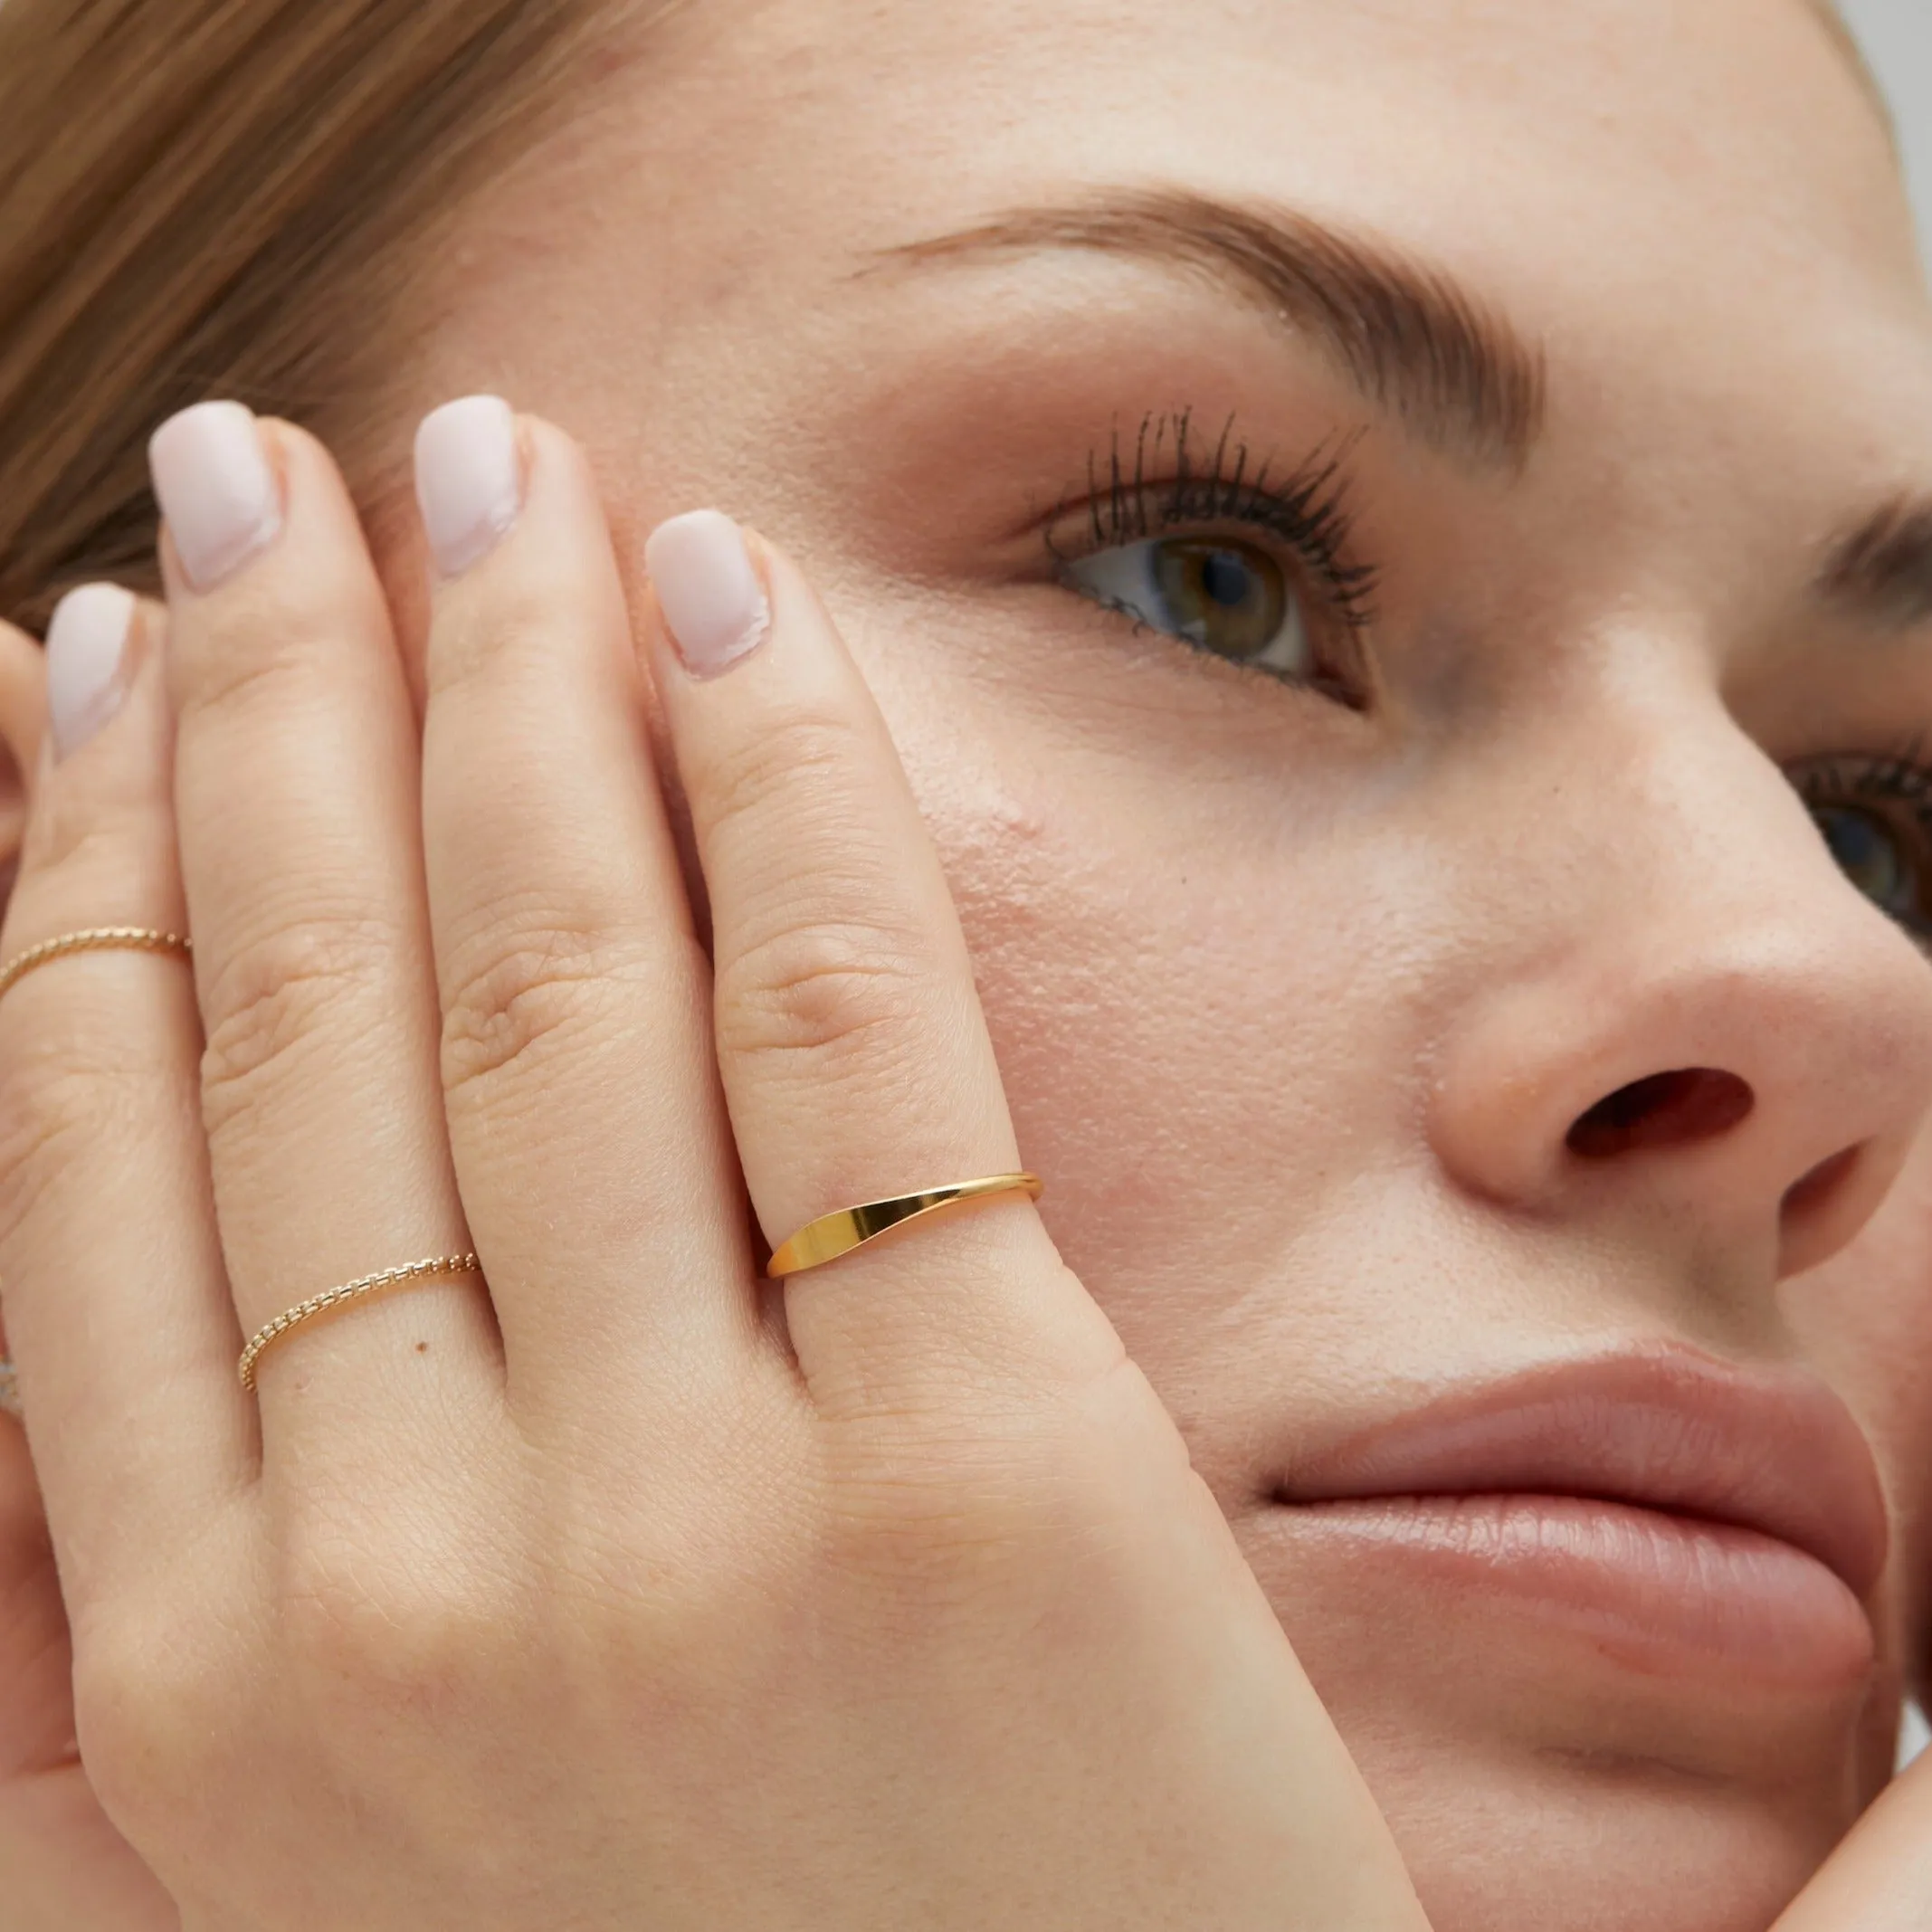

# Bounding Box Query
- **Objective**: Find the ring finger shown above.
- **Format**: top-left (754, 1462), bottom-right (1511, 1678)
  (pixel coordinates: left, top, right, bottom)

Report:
top-left (152, 403), bottom-right (495, 1461)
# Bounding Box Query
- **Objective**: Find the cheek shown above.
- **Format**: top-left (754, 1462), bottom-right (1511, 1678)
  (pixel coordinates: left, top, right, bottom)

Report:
top-left (868, 656), bottom-right (1446, 1413)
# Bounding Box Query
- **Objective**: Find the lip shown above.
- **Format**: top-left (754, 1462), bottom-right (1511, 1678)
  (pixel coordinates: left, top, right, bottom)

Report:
top-left (1273, 1348), bottom-right (1889, 1603)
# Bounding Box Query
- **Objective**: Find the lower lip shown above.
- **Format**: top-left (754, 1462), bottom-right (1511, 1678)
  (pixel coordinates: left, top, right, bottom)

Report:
top-left (1273, 1493), bottom-right (1874, 1689)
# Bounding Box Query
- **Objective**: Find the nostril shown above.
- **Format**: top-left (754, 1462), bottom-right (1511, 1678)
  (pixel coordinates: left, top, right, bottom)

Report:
top-left (1783, 1145), bottom-right (1860, 1222)
top-left (1566, 1068), bottom-right (1756, 1159)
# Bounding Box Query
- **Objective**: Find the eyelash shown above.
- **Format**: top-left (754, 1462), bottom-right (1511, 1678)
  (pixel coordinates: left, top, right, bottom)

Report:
top-left (1790, 740), bottom-right (1932, 939)
top-left (1796, 739), bottom-right (1932, 817)
top-left (1046, 409), bottom-right (1381, 633)
top-left (1042, 424), bottom-right (1932, 944)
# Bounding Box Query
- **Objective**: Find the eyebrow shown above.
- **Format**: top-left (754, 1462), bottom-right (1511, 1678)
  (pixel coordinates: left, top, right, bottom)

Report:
top-left (1820, 498), bottom-right (1932, 628)
top-left (880, 188), bottom-right (1548, 471)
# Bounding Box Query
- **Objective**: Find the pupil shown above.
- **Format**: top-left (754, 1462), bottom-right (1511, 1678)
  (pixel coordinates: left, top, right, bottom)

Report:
top-left (1815, 804), bottom-right (1911, 916)
top-left (1198, 550), bottom-right (1252, 610)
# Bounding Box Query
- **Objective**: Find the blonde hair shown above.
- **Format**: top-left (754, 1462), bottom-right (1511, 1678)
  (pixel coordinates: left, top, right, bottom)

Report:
top-left (0, 0), bottom-right (612, 633)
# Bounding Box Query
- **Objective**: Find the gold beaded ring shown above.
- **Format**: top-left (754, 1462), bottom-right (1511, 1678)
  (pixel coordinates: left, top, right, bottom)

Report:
top-left (0, 928), bottom-right (193, 1004)
top-left (238, 1254), bottom-right (483, 1391)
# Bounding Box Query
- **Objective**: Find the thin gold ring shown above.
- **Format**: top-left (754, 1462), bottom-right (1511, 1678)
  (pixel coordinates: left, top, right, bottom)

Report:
top-left (0, 928), bottom-right (192, 1003)
top-left (238, 1254), bottom-right (481, 1392)
top-left (766, 1173), bottom-right (1042, 1279)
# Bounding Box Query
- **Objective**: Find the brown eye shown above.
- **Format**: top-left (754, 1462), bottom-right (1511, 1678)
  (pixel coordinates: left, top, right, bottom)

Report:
top-left (1067, 535), bottom-right (1313, 676)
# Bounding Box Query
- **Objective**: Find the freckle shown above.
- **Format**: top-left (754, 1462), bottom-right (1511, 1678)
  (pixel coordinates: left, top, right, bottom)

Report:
top-left (415, 1341), bottom-right (429, 1355)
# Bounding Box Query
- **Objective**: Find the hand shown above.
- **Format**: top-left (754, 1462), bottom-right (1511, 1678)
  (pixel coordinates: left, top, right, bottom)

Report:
top-left (0, 1413), bottom-right (179, 1929)
top-left (1773, 1745), bottom-right (1932, 1929)
top-left (0, 399), bottom-right (1427, 1930)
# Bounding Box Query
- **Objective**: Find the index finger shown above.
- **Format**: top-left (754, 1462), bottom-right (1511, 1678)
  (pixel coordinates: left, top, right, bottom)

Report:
top-left (644, 512), bottom-right (1115, 1398)
top-left (1771, 1748), bottom-right (1932, 1928)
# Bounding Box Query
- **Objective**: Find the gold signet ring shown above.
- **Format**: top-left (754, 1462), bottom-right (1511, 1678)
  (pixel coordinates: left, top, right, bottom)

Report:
top-left (766, 1173), bottom-right (1043, 1278)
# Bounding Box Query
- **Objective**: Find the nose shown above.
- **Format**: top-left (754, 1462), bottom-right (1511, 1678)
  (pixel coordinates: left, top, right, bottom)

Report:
top-left (1429, 709), bottom-right (1932, 1283)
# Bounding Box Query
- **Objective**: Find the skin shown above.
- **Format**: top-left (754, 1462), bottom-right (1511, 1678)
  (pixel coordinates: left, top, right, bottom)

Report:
top-left (1, 0), bottom-right (1932, 1926)
top-left (414, 0), bottom-right (1932, 1914)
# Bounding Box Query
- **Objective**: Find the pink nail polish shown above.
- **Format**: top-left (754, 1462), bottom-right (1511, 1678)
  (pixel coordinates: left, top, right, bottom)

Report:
top-left (645, 510), bottom-right (771, 678)
top-left (148, 401), bottom-right (282, 591)
top-left (414, 396), bottom-right (523, 577)
top-left (46, 585), bottom-right (137, 760)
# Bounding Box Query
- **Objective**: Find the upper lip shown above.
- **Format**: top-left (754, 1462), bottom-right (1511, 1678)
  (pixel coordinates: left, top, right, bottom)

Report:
top-left (1273, 1348), bottom-right (1889, 1597)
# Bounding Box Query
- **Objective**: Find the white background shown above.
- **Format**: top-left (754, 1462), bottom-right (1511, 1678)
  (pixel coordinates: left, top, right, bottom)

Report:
top-left (1843, 0), bottom-right (1932, 263)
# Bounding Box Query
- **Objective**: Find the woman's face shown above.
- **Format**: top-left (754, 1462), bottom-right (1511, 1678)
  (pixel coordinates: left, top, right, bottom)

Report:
top-left (380, 1), bottom-right (1932, 1923)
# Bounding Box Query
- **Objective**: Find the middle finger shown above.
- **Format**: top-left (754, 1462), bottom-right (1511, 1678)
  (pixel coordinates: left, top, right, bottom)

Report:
top-left (413, 401), bottom-right (766, 1426)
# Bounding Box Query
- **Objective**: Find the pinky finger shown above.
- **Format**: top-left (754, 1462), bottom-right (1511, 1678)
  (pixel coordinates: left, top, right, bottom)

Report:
top-left (0, 589), bottom-right (247, 1603)
top-left (0, 619), bottom-right (47, 914)
top-left (0, 620), bottom-right (44, 1408)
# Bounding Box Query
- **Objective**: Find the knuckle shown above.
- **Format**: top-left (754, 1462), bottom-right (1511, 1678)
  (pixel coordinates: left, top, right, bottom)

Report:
top-left (172, 583), bottom-right (383, 727)
top-left (176, 628), bottom-right (306, 725)
top-left (820, 1356), bottom-right (1156, 1583)
top-left (438, 911), bottom-right (642, 1101)
top-left (17, 795), bottom-right (140, 883)
top-left (699, 709), bottom-right (942, 1076)
top-left (823, 1436), bottom-right (1086, 1604)
top-left (715, 915), bottom-right (932, 1071)
top-left (425, 579), bottom-right (566, 701)
top-left (0, 1032), bottom-right (150, 1252)
top-left (71, 1604), bottom-right (217, 1835)
top-left (199, 913), bottom-right (398, 1122)
top-left (278, 1515), bottom-right (527, 1718)
top-left (700, 709), bottom-right (858, 849)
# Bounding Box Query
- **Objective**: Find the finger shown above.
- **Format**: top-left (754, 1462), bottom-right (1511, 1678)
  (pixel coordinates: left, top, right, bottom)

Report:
top-left (0, 619), bottom-right (47, 1373)
top-left (414, 404), bottom-right (765, 1422)
top-left (0, 589), bottom-right (245, 1600)
top-left (1770, 1747), bottom-right (1932, 1928)
top-left (0, 1778), bottom-right (180, 1932)
top-left (0, 621), bottom-right (46, 919)
top-left (0, 1413), bottom-right (74, 1780)
top-left (152, 403), bottom-right (493, 1455)
top-left (644, 512), bottom-right (1109, 1397)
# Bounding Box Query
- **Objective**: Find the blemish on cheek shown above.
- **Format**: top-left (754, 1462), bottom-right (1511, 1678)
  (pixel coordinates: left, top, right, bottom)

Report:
top-left (982, 797), bottom-right (1050, 847)
top-left (415, 1341), bottom-right (430, 1355)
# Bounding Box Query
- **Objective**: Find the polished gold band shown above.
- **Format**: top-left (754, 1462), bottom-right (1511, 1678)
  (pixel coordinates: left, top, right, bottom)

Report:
top-left (0, 927), bottom-right (192, 1003)
top-left (766, 1173), bottom-right (1042, 1279)
top-left (238, 1254), bottom-right (481, 1392)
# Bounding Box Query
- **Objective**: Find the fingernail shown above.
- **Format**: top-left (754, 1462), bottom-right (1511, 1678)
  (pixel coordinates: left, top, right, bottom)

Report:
top-left (414, 395), bottom-right (523, 577)
top-left (148, 401), bottom-right (283, 592)
top-left (46, 585), bottom-right (138, 760)
top-left (645, 510), bottom-right (771, 678)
